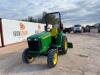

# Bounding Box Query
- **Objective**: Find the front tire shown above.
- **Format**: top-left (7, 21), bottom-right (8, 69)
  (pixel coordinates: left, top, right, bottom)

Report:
top-left (22, 48), bottom-right (34, 64)
top-left (47, 49), bottom-right (58, 68)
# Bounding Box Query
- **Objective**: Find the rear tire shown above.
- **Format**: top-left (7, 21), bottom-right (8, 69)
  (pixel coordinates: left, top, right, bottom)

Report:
top-left (22, 48), bottom-right (33, 64)
top-left (61, 36), bottom-right (68, 54)
top-left (47, 49), bottom-right (58, 68)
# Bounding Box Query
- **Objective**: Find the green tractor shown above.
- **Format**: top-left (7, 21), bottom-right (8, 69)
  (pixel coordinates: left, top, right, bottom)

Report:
top-left (22, 12), bottom-right (73, 68)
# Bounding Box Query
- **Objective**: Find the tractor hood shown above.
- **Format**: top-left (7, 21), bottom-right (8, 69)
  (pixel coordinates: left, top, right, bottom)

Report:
top-left (27, 31), bottom-right (51, 40)
top-left (27, 31), bottom-right (52, 53)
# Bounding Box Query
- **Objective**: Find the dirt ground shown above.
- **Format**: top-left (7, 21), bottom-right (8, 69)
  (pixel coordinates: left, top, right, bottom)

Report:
top-left (0, 33), bottom-right (100, 75)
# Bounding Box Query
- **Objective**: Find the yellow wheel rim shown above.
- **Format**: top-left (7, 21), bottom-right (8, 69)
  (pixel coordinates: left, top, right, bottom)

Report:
top-left (65, 40), bottom-right (67, 49)
top-left (53, 52), bottom-right (58, 65)
top-left (28, 56), bottom-right (33, 62)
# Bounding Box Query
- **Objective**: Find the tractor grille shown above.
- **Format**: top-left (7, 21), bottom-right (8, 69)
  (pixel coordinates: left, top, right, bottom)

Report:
top-left (28, 39), bottom-right (40, 51)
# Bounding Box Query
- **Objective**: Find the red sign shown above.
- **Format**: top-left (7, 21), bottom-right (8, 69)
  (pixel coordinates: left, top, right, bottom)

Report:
top-left (13, 22), bottom-right (28, 37)
top-left (19, 22), bottom-right (25, 30)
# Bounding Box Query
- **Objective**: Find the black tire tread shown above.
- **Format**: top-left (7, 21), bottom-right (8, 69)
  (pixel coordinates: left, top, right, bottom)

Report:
top-left (22, 48), bottom-right (32, 64)
top-left (47, 49), bottom-right (58, 68)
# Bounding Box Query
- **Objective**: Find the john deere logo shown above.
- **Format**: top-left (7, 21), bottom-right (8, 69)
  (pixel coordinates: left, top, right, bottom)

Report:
top-left (13, 22), bottom-right (28, 37)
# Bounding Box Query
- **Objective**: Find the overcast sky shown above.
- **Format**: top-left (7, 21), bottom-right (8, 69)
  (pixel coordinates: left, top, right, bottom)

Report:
top-left (0, 0), bottom-right (100, 27)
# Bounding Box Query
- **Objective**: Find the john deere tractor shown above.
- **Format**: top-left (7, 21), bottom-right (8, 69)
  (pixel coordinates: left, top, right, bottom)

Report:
top-left (22, 12), bottom-right (73, 68)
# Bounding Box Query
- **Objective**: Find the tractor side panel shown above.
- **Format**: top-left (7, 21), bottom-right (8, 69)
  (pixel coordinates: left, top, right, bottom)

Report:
top-left (40, 34), bottom-right (51, 53)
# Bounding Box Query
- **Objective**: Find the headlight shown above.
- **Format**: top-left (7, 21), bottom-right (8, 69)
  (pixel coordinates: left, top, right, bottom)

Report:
top-left (34, 39), bottom-right (38, 41)
top-left (27, 39), bottom-right (31, 41)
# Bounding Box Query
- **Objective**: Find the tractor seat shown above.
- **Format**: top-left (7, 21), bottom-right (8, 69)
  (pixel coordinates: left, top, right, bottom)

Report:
top-left (50, 28), bottom-right (58, 37)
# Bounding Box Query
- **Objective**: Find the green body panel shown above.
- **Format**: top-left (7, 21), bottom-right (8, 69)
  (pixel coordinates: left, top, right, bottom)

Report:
top-left (40, 33), bottom-right (51, 53)
top-left (27, 31), bottom-right (49, 40)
